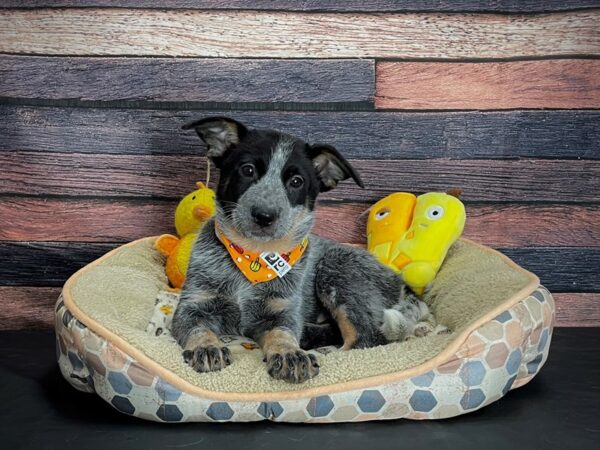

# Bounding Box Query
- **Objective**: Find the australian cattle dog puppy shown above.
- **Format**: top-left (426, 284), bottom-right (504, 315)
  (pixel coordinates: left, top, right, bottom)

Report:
top-left (172, 117), bottom-right (430, 383)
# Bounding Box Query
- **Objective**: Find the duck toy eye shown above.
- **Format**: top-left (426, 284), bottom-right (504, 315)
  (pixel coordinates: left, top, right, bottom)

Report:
top-left (375, 208), bottom-right (391, 220)
top-left (426, 205), bottom-right (444, 220)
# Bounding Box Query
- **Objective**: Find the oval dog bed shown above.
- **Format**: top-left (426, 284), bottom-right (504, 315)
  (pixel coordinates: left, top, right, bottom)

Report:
top-left (55, 237), bottom-right (555, 423)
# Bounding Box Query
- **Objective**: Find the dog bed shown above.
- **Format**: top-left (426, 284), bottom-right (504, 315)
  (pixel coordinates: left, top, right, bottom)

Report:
top-left (55, 237), bottom-right (554, 423)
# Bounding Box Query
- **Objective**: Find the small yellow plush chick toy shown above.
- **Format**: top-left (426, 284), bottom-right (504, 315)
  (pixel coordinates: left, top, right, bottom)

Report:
top-left (367, 191), bottom-right (466, 295)
top-left (155, 182), bottom-right (216, 289)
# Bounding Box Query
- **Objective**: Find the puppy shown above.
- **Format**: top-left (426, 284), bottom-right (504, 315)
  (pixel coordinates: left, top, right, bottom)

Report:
top-left (171, 117), bottom-right (430, 383)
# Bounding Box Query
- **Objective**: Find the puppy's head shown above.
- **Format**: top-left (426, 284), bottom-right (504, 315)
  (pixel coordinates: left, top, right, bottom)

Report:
top-left (183, 117), bottom-right (363, 252)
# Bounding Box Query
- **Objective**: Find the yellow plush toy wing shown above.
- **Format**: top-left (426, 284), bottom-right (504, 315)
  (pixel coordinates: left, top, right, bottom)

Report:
top-left (155, 234), bottom-right (185, 289)
top-left (367, 192), bottom-right (466, 295)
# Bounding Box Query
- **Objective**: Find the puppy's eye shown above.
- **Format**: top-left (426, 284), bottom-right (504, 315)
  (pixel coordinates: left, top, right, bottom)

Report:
top-left (240, 163), bottom-right (256, 178)
top-left (288, 175), bottom-right (304, 189)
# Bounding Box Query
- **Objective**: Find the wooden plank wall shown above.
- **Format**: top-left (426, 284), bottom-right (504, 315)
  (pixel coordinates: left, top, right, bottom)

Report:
top-left (0, 2), bottom-right (599, 330)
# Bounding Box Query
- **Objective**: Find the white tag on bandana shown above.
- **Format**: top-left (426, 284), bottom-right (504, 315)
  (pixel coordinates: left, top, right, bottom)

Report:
top-left (260, 252), bottom-right (292, 278)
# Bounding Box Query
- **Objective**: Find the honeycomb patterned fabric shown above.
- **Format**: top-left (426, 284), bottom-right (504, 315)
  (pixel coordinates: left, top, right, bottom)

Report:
top-left (55, 237), bottom-right (554, 423)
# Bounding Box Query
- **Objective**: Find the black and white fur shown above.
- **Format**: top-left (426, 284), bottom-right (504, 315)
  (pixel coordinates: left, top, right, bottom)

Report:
top-left (172, 117), bottom-right (430, 384)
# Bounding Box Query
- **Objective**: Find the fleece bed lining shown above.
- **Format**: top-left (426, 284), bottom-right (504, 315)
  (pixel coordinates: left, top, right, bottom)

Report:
top-left (62, 237), bottom-right (538, 401)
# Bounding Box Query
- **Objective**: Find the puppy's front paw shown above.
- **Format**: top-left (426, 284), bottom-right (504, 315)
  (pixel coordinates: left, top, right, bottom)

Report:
top-left (266, 349), bottom-right (319, 383)
top-left (182, 346), bottom-right (232, 373)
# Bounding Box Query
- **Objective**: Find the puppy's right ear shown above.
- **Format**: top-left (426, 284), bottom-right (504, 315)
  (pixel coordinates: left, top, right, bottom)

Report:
top-left (182, 117), bottom-right (247, 160)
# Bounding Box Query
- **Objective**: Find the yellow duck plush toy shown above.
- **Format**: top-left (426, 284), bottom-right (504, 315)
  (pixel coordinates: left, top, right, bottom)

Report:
top-left (367, 191), bottom-right (466, 295)
top-left (155, 182), bottom-right (216, 290)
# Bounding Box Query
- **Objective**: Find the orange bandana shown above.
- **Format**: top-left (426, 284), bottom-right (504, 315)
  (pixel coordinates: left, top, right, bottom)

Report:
top-left (215, 227), bottom-right (309, 284)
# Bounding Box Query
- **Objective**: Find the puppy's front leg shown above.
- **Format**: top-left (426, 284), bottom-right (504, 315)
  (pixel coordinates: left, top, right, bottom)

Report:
top-left (257, 327), bottom-right (320, 384)
top-left (182, 327), bottom-right (232, 373)
top-left (172, 291), bottom-right (237, 373)
top-left (244, 294), bottom-right (319, 383)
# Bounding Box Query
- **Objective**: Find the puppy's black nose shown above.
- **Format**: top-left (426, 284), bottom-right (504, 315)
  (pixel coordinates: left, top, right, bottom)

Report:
top-left (251, 207), bottom-right (277, 227)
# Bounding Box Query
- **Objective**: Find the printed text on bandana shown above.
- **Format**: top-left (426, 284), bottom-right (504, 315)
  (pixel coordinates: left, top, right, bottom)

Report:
top-left (260, 252), bottom-right (292, 278)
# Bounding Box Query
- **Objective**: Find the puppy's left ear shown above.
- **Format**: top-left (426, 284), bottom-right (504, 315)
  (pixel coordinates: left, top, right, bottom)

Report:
top-left (182, 116), bottom-right (247, 161)
top-left (307, 144), bottom-right (364, 192)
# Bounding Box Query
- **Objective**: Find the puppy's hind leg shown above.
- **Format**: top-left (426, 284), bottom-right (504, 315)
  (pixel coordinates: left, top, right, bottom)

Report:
top-left (383, 292), bottom-right (444, 341)
top-left (300, 322), bottom-right (343, 349)
top-left (324, 297), bottom-right (388, 350)
top-left (315, 250), bottom-right (389, 350)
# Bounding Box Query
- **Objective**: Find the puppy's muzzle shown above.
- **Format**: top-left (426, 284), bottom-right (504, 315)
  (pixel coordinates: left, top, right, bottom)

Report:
top-left (251, 207), bottom-right (279, 228)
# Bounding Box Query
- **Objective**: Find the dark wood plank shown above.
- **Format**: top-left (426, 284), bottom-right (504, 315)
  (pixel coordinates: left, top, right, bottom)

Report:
top-left (0, 242), bottom-right (117, 287)
top-left (1, 9), bottom-right (598, 58)
top-left (2, 1), bottom-right (599, 12)
top-left (0, 56), bottom-right (373, 103)
top-left (376, 60), bottom-right (600, 110)
top-left (0, 287), bottom-right (60, 330)
top-left (338, 159), bottom-right (600, 203)
top-left (2, 106), bottom-right (599, 160)
top-left (2, 288), bottom-right (595, 331)
top-left (554, 293), bottom-right (600, 327)
top-left (500, 248), bottom-right (599, 293)
top-left (2, 198), bottom-right (599, 248)
top-left (1, 152), bottom-right (597, 202)
top-left (0, 152), bottom-right (209, 199)
top-left (0, 242), bottom-right (597, 292)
